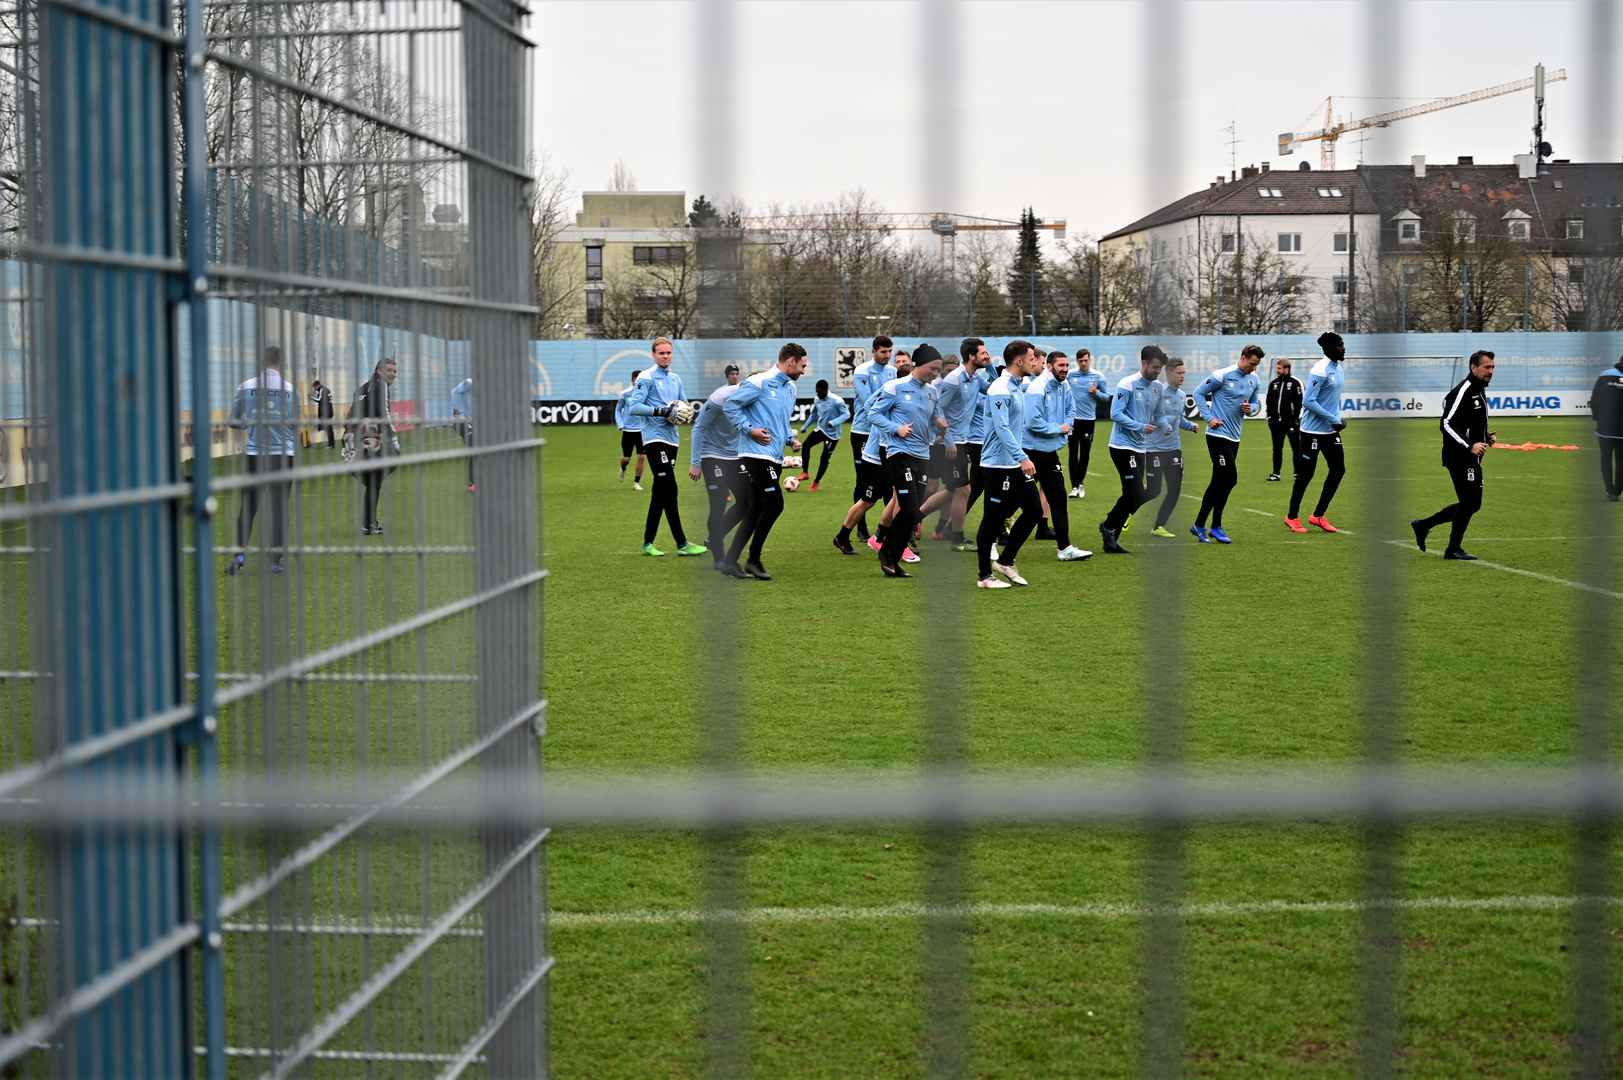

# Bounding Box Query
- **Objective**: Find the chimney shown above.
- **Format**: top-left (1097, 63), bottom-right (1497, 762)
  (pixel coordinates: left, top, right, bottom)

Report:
top-left (1412, 155), bottom-right (1426, 178)
top-left (1241, 165), bottom-right (1260, 178)
top-left (1457, 155), bottom-right (1474, 165)
top-left (1261, 162), bottom-right (1270, 173)
top-left (1209, 181), bottom-right (1218, 190)
top-left (1230, 170), bottom-right (1237, 182)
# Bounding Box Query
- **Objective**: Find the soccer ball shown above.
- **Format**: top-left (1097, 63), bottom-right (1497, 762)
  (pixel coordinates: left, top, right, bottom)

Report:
top-left (784, 455), bottom-right (803, 469)
top-left (783, 474), bottom-right (801, 492)
top-left (667, 399), bottom-right (696, 424)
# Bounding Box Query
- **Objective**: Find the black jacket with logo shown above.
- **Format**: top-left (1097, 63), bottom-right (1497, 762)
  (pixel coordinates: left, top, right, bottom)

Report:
top-left (1266, 375), bottom-right (1303, 427)
top-left (1593, 365), bottom-right (1623, 439)
top-left (1440, 374), bottom-right (1489, 464)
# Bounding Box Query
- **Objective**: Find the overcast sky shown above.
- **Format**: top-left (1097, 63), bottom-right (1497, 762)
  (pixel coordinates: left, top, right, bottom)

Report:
top-left (531, 1), bottom-right (1621, 244)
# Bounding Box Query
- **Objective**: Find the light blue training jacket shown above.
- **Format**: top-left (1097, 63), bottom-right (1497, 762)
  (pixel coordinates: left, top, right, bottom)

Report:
top-left (1066, 368), bottom-right (1110, 420)
top-left (938, 364), bottom-right (988, 446)
top-left (1107, 372), bottom-right (1165, 453)
top-left (980, 373), bottom-right (1032, 469)
top-left (867, 375), bottom-right (942, 460)
top-left (627, 364), bottom-right (686, 446)
top-left (800, 394), bottom-right (850, 440)
top-left (228, 369), bottom-right (297, 456)
top-left (691, 383), bottom-right (745, 467)
top-left (450, 378), bottom-right (473, 421)
top-left (1299, 357), bottom-right (1346, 435)
top-left (724, 367), bottom-right (800, 463)
top-left (1195, 364), bottom-right (1262, 444)
top-left (1023, 370), bottom-right (1072, 452)
top-left (1148, 385), bottom-right (1198, 452)
top-left (615, 385), bottom-right (644, 431)
top-left (849, 359), bottom-right (893, 435)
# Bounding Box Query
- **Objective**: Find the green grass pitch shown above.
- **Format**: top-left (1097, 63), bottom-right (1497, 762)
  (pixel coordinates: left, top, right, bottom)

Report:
top-left (541, 415), bottom-right (1623, 1078)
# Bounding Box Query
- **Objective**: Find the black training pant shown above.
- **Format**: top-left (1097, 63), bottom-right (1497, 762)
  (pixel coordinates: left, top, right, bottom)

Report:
top-left (1153, 450), bottom-right (1184, 529)
top-left (802, 430), bottom-right (837, 481)
top-left (1025, 448), bottom-right (1069, 547)
top-left (880, 453), bottom-right (927, 566)
top-left (727, 456), bottom-right (783, 565)
top-left (239, 453), bottom-right (293, 559)
top-left (457, 419), bottom-right (474, 487)
top-left (1104, 446), bottom-right (1161, 532)
top-left (1196, 435), bottom-right (1239, 529)
top-left (702, 456), bottom-right (749, 555)
top-left (1269, 421), bottom-right (1298, 476)
top-left (976, 466), bottom-right (1042, 577)
top-left (965, 442), bottom-right (985, 515)
top-left (1601, 436), bottom-right (1623, 497)
top-left (361, 467), bottom-right (386, 531)
top-left (1418, 452), bottom-right (1484, 553)
top-left (643, 441), bottom-right (688, 546)
top-left (1066, 419), bottom-right (1097, 489)
top-left (1289, 431), bottom-right (1345, 520)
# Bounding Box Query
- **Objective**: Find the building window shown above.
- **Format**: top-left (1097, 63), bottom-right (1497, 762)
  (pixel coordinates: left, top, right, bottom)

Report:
top-left (1610, 196), bottom-right (1620, 207)
top-left (1507, 219), bottom-right (1530, 241)
top-left (1565, 218), bottom-right (1585, 240)
top-left (1398, 219), bottom-right (1419, 243)
top-left (1569, 265), bottom-right (1587, 287)
top-left (1333, 232), bottom-right (1354, 253)
top-left (1221, 233), bottom-right (1243, 254)
top-left (1332, 274), bottom-right (1349, 296)
top-left (1257, 187), bottom-right (1283, 198)
top-left (585, 244), bottom-right (603, 281)
top-left (1566, 310), bottom-right (1588, 331)
top-left (1581, 196), bottom-right (1597, 207)
top-left (1315, 186), bottom-right (1344, 198)
top-left (1451, 217), bottom-right (1476, 243)
top-left (633, 246), bottom-right (686, 266)
top-left (585, 288), bottom-right (604, 326)
top-left (1277, 233), bottom-right (1302, 253)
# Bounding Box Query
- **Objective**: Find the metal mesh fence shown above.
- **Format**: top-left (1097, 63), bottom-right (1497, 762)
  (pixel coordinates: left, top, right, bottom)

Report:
top-left (0, 0), bottom-right (545, 1073)
top-left (0, 0), bottom-right (1619, 1077)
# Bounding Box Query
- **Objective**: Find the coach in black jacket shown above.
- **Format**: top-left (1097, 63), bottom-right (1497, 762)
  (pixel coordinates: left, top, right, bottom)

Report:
top-left (1593, 356), bottom-right (1623, 501)
top-left (1413, 350), bottom-right (1496, 560)
top-left (1264, 359), bottom-right (1304, 481)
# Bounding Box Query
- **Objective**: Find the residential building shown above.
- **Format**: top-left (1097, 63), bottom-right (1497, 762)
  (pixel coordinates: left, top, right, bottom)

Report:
top-left (1100, 158), bottom-right (1623, 334)
top-left (551, 191), bottom-right (691, 338)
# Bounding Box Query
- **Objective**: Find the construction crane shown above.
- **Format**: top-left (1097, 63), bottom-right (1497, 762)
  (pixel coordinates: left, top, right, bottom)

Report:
top-left (1278, 68), bottom-right (1568, 170)
top-left (740, 211), bottom-right (1066, 272)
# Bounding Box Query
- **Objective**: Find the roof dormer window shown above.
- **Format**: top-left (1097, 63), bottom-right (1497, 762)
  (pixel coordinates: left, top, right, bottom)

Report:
top-left (1315, 186), bottom-right (1344, 198)
top-left (1257, 187), bottom-right (1283, 198)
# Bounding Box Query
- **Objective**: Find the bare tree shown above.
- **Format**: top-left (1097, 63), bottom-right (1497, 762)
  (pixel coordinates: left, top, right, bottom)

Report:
top-left (1182, 228), bottom-right (1315, 335)
top-left (607, 160), bottom-right (637, 192)
top-left (531, 152), bottom-right (582, 339)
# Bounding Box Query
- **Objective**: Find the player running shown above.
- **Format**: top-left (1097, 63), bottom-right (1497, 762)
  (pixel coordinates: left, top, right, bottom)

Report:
top-left (1024, 351), bottom-right (1090, 561)
top-left (720, 343), bottom-right (807, 579)
top-left (628, 338), bottom-right (707, 557)
top-left (1099, 345), bottom-right (1168, 555)
top-left (1264, 358), bottom-right (1303, 482)
top-left (868, 344), bottom-right (947, 578)
top-left (975, 340), bottom-right (1046, 588)
top-left (451, 376), bottom-right (474, 490)
top-left (690, 377), bottom-right (749, 567)
top-left (616, 369), bottom-right (647, 489)
top-left (1412, 350), bottom-right (1496, 561)
top-left (796, 379), bottom-right (849, 488)
top-left (1287, 332), bottom-right (1348, 533)
top-left (1149, 358), bottom-right (1198, 538)
top-left (1066, 348), bottom-right (1109, 497)
top-left (1191, 344), bottom-right (1263, 544)
top-left (937, 338), bottom-right (991, 550)
top-left (847, 336), bottom-right (894, 540)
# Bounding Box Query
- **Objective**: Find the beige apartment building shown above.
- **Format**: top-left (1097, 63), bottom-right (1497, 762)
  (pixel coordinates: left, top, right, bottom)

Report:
top-left (552, 191), bottom-right (691, 337)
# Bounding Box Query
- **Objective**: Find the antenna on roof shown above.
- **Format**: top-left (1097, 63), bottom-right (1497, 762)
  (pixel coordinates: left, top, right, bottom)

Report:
top-left (1223, 119), bottom-right (1239, 177)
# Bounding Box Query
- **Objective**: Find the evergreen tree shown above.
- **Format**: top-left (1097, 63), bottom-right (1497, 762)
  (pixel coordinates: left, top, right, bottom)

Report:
top-left (1005, 207), bottom-right (1045, 333)
top-left (688, 194), bottom-right (719, 228)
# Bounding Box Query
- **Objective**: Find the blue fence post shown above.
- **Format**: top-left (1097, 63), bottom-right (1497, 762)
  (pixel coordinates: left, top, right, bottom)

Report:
top-left (39, 0), bottom-right (191, 1069)
top-left (182, 0), bottom-right (224, 1069)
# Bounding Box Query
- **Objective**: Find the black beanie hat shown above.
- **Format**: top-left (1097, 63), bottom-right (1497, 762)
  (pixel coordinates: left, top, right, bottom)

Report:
top-left (912, 343), bottom-right (942, 367)
top-left (1317, 331), bottom-right (1343, 350)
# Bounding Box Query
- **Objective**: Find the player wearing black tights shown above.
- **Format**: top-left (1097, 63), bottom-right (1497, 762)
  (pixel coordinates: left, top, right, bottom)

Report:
top-left (1413, 351), bottom-right (1496, 560)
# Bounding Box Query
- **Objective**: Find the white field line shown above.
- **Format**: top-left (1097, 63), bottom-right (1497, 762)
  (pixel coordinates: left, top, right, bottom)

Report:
top-left (1242, 507), bottom-right (1276, 517)
top-left (550, 893), bottom-right (1613, 929)
top-left (1391, 540), bottom-right (1623, 599)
